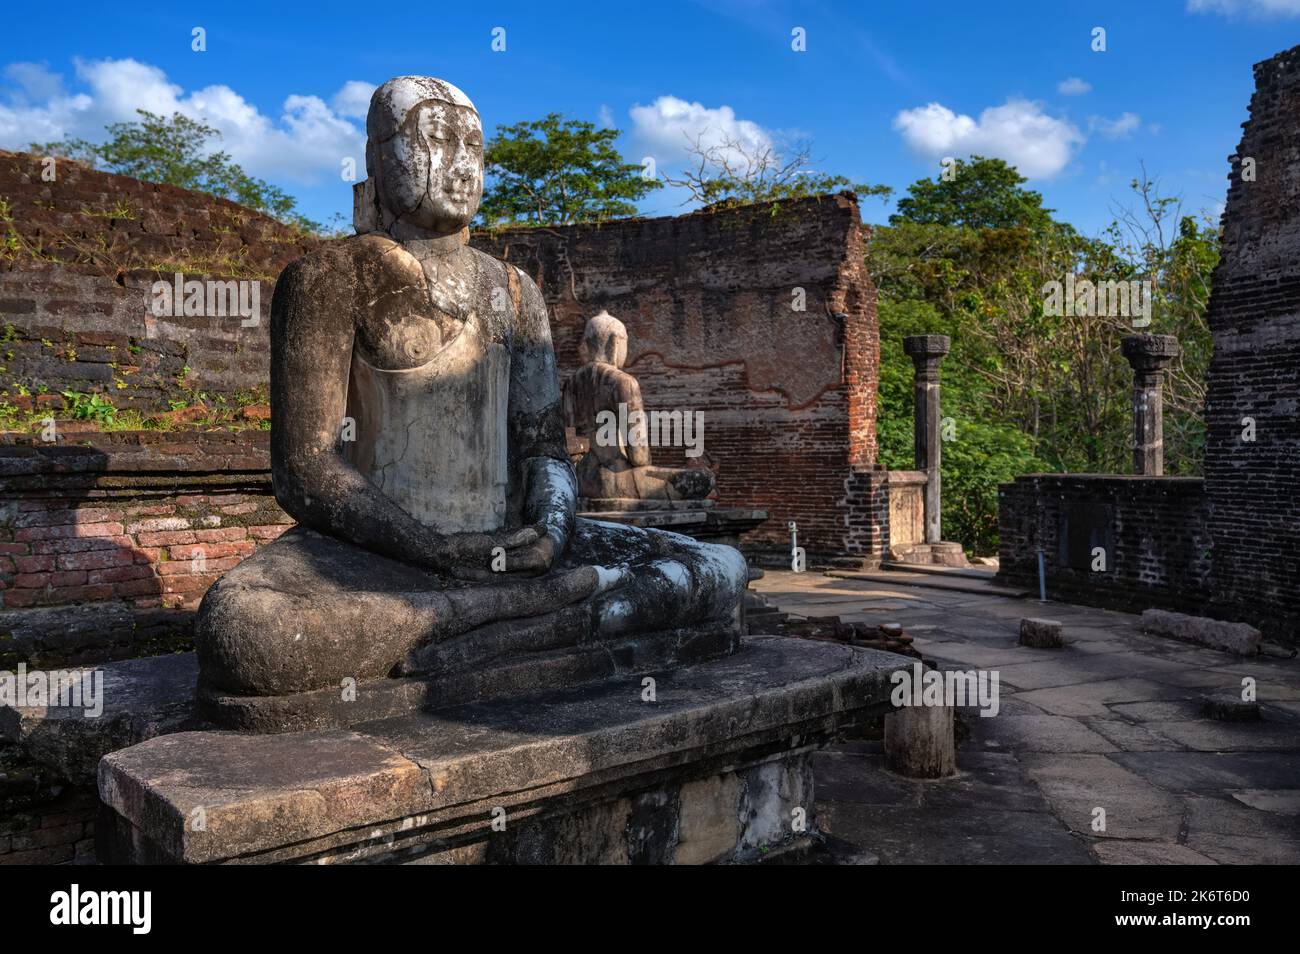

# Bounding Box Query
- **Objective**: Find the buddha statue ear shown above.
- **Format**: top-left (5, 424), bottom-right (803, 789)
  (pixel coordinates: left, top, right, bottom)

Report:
top-left (353, 179), bottom-right (380, 234)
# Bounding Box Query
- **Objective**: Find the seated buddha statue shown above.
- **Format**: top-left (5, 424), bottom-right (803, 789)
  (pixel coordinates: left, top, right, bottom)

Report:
top-left (192, 75), bottom-right (748, 710)
top-left (563, 310), bottom-right (716, 507)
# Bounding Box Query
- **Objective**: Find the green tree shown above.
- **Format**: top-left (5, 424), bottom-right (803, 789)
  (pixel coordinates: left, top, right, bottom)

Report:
top-left (891, 156), bottom-right (1055, 231)
top-left (32, 110), bottom-right (320, 232)
top-left (662, 133), bottom-right (891, 209)
top-left (479, 114), bottom-right (659, 226)
top-left (870, 159), bottom-right (1218, 554)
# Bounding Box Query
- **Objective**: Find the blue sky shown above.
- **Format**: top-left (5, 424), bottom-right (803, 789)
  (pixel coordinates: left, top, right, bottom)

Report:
top-left (2, 0), bottom-right (1297, 235)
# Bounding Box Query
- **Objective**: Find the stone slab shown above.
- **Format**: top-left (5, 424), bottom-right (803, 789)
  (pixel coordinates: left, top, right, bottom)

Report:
top-left (97, 636), bottom-right (909, 864)
top-left (0, 653), bottom-right (200, 784)
top-left (1141, 609), bottom-right (1262, 656)
top-left (1021, 753), bottom-right (1184, 841)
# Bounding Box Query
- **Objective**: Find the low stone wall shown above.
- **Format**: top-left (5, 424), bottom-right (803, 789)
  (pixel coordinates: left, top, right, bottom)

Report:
top-left (996, 474), bottom-right (1211, 614)
top-left (0, 431), bottom-right (288, 666)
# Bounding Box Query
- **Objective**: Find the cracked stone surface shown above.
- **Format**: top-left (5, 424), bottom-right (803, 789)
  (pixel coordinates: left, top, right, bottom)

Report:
top-left (754, 569), bottom-right (1300, 864)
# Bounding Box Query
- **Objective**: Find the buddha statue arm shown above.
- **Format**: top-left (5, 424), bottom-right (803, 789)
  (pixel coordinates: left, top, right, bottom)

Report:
top-left (270, 250), bottom-right (535, 573)
top-left (619, 375), bottom-right (654, 468)
top-left (504, 270), bottom-right (578, 574)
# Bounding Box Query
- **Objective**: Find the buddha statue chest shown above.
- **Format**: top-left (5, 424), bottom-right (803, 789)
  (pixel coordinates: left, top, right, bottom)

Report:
top-left (344, 303), bottom-right (511, 534)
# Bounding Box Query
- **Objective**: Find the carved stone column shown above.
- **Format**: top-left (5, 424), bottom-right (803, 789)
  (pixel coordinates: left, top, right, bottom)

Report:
top-left (1121, 334), bottom-right (1180, 476)
top-left (903, 335), bottom-right (950, 545)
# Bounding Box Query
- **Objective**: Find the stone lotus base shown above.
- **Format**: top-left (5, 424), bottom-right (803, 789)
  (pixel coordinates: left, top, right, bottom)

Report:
top-left (97, 636), bottom-right (907, 865)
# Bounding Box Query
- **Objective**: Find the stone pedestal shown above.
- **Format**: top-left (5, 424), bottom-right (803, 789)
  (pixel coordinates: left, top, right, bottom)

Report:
top-left (96, 637), bottom-right (909, 864)
top-left (1120, 334), bottom-right (1180, 476)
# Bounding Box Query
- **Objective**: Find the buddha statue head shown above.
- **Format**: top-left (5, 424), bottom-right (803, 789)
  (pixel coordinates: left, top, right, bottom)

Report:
top-left (581, 310), bottom-right (628, 368)
top-left (358, 75), bottom-right (484, 235)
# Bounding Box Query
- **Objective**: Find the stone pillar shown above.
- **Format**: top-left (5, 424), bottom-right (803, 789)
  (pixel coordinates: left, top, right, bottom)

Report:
top-left (903, 335), bottom-right (950, 545)
top-left (1120, 334), bottom-right (1180, 476)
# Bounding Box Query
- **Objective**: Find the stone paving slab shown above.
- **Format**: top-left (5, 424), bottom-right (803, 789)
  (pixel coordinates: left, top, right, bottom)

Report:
top-left (1093, 842), bottom-right (1217, 865)
top-left (756, 570), bottom-right (1300, 865)
top-left (973, 714), bottom-right (1119, 754)
top-left (1020, 753), bottom-right (1185, 841)
top-left (1109, 752), bottom-right (1300, 792)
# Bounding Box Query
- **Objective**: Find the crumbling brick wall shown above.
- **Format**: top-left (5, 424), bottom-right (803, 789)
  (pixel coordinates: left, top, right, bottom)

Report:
top-left (473, 192), bottom-right (883, 561)
top-left (0, 150), bottom-right (316, 411)
top-left (0, 432), bottom-right (289, 666)
top-left (997, 475), bottom-right (1211, 614)
top-left (1202, 44), bottom-right (1300, 640)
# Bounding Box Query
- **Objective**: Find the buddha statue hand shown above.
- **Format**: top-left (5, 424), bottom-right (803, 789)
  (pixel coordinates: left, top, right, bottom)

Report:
top-left (436, 525), bottom-right (543, 580)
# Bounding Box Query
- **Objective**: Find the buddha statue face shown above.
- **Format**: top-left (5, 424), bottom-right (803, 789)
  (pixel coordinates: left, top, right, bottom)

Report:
top-left (582, 311), bottom-right (628, 368)
top-left (366, 76), bottom-right (484, 235)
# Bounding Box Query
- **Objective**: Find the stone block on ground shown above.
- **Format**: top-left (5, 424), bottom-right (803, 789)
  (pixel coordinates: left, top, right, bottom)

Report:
top-left (1019, 618), bottom-right (1064, 649)
top-left (1141, 609), bottom-right (1261, 655)
top-left (884, 704), bottom-right (956, 779)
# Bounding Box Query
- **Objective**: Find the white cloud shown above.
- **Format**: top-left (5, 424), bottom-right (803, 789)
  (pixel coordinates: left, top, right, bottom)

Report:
top-left (3, 62), bottom-right (64, 103)
top-left (1057, 77), bottom-right (1092, 96)
top-left (892, 98), bottom-right (1084, 179)
top-left (597, 104), bottom-right (614, 129)
top-left (629, 95), bottom-right (773, 168)
top-left (0, 57), bottom-right (368, 186)
top-left (1090, 112), bottom-right (1141, 138)
top-left (330, 80), bottom-right (375, 120)
top-left (1188, 0), bottom-right (1300, 16)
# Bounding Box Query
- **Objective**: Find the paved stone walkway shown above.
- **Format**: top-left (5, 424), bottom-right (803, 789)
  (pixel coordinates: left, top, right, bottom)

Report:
top-left (753, 569), bottom-right (1300, 864)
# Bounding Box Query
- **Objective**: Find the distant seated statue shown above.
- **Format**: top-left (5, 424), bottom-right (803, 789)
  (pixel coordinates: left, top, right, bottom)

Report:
top-left (563, 310), bottom-right (715, 508)
top-left (193, 76), bottom-right (747, 712)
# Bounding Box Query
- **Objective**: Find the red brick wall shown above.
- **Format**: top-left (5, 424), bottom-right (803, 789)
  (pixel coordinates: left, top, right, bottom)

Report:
top-left (0, 432), bottom-right (288, 665)
top-left (0, 150), bottom-right (316, 410)
top-left (473, 192), bottom-right (883, 561)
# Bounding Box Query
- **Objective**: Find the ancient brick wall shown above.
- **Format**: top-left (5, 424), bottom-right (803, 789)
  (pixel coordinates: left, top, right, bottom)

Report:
top-left (0, 431), bottom-right (289, 666)
top-left (1202, 44), bottom-right (1300, 639)
top-left (997, 475), bottom-right (1211, 614)
top-left (473, 192), bottom-right (883, 561)
top-left (0, 150), bottom-right (316, 411)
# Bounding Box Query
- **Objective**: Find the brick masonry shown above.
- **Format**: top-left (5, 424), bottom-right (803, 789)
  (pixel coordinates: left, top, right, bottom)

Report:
top-left (474, 192), bottom-right (885, 561)
top-left (997, 475), bottom-right (1211, 615)
top-left (996, 44), bottom-right (1300, 643)
top-left (1201, 44), bottom-right (1300, 639)
top-left (0, 150), bottom-right (316, 409)
top-left (0, 431), bottom-right (288, 665)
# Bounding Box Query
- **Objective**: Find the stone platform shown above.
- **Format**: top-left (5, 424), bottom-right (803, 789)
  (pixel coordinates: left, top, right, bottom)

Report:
top-left (96, 636), bottom-right (907, 864)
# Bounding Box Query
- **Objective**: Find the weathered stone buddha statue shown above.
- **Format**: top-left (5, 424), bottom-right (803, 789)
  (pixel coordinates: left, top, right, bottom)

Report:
top-left (193, 76), bottom-right (748, 724)
top-left (564, 310), bottom-right (715, 507)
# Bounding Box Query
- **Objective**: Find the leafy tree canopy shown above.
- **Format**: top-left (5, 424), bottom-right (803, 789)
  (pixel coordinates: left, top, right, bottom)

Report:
top-left (479, 114), bottom-right (659, 226)
top-left (891, 156), bottom-right (1057, 232)
top-left (32, 110), bottom-right (321, 233)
